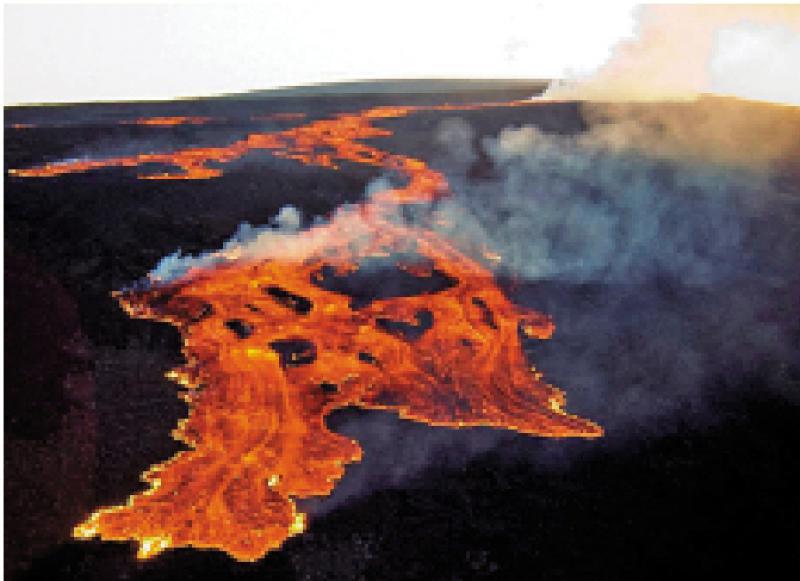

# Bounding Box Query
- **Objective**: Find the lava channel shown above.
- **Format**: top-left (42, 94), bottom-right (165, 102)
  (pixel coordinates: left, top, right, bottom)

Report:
top-left (17, 98), bottom-right (603, 560)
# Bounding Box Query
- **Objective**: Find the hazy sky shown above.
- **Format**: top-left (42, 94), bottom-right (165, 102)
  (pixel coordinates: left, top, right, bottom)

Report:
top-left (3, 1), bottom-right (639, 104)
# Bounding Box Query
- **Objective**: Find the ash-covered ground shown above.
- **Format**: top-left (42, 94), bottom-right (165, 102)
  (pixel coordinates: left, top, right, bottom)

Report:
top-left (5, 80), bottom-right (799, 580)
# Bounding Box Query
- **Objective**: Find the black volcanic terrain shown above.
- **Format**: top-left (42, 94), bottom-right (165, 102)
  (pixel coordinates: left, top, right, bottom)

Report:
top-left (5, 80), bottom-right (799, 580)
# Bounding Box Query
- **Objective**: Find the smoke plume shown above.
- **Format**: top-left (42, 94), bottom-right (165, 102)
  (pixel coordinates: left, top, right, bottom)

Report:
top-left (304, 96), bottom-right (800, 506)
top-left (544, 4), bottom-right (800, 105)
top-left (427, 99), bottom-right (800, 434)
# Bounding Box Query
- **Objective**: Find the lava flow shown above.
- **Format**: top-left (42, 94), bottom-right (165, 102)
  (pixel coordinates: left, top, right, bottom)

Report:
top-left (123, 116), bottom-right (213, 126)
top-left (18, 99), bottom-right (603, 561)
top-left (8, 100), bottom-right (520, 186)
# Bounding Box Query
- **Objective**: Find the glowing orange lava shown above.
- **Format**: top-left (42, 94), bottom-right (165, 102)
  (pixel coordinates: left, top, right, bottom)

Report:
top-left (7, 100), bottom-right (523, 185)
top-left (125, 116), bottom-right (213, 127)
top-left (17, 99), bottom-right (603, 560)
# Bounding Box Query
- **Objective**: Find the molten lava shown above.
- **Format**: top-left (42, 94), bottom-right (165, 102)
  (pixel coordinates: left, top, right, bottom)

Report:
top-left (125, 116), bottom-right (213, 127)
top-left (8, 100), bottom-right (521, 185)
top-left (15, 98), bottom-right (603, 560)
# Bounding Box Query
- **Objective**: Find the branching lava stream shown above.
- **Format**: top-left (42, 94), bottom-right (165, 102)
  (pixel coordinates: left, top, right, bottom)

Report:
top-left (13, 100), bottom-right (603, 561)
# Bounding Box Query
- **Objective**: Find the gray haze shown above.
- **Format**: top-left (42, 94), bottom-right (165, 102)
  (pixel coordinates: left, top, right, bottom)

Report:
top-left (311, 100), bottom-right (800, 511)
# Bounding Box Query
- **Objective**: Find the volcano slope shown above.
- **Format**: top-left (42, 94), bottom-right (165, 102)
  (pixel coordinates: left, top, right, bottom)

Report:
top-left (5, 80), bottom-right (799, 580)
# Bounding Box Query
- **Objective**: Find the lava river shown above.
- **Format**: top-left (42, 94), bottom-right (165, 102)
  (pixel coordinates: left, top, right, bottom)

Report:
top-left (11, 100), bottom-right (603, 561)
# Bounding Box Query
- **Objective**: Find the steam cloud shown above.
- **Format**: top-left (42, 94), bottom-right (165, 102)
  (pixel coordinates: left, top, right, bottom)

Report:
top-left (305, 98), bottom-right (800, 514)
top-left (312, 99), bottom-right (800, 508)
top-left (149, 203), bottom-right (364, 283)
top-left (429, 99), bottom-right (800, 427)
top-left (544, 4), bottom-right (800, 105)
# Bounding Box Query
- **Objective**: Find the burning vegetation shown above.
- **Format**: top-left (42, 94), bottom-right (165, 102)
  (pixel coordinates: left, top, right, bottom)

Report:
top-left (12, 99), bottom-right (602, 560)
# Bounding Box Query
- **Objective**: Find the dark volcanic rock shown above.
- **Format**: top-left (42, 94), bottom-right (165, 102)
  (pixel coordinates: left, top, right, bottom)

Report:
top-left (4, 82), bottom-right (799, 580)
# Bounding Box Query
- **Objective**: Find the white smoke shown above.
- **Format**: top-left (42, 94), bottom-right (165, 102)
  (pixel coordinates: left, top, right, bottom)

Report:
top-left (425, 101), bottom-right (799, 426)
top-left (710, 21), bottom-right (800, 105)
top-left (147, 203), bottom-right (367, 283)
top-left (543, 5), bottom-right (800, 105)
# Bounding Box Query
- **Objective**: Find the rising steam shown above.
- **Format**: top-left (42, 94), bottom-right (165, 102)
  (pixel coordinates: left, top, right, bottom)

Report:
top-left (427, 94), bottom-right (800, 433)
top-left (544, 4), bottom-right (800, 105)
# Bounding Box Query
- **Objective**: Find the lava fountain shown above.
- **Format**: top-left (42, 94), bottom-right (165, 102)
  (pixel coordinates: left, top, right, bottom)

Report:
top-left (11, 100), bottom-right (603, 561)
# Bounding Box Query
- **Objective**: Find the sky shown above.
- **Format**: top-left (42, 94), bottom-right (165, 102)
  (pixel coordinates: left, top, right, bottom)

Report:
top-left (3, 1), bottom-right (640, 104)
